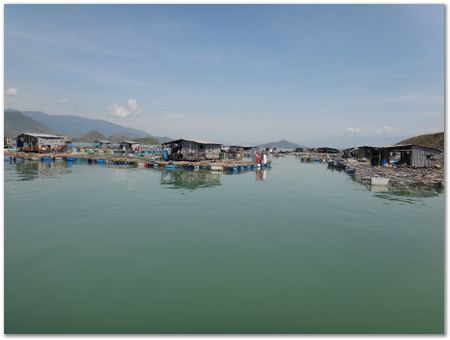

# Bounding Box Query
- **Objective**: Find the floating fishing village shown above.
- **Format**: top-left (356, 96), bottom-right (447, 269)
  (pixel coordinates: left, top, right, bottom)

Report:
top-left (4, 131), bottom-right (445, 190)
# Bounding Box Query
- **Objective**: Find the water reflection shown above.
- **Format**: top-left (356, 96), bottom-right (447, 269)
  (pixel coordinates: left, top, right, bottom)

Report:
top-left (372, 187), bottom-right (443, 204)
top-left (326, 166), bottom-right (443, 202)
top-left (356, 177), bottom-right (442, 203)
top-left (5, 160), bottom-right (73, 181)
top-left (255, 169), bottom-right (269, 181)
top-left (160, 170), bottom-right (221, 189)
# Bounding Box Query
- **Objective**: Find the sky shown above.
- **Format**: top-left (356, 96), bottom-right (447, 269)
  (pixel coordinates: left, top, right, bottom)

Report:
top-left (4, 5), bottom-right (445, 146)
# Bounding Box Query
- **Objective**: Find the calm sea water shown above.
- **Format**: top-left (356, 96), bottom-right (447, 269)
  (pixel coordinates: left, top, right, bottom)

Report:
top-left (4, 157), bottom-right (444, 334)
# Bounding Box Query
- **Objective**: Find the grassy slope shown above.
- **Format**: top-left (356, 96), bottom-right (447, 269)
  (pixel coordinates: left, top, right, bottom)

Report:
top-left (4, 110), bottom-right (58, 137)
top-left (397, 132), bottom-right (444, 150)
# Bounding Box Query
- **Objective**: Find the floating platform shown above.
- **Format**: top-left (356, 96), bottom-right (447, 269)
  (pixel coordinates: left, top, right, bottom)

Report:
top-left (4, 151), bottom-right (272, 174)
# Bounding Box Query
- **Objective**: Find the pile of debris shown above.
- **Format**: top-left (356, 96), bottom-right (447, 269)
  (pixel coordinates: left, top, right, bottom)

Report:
top-left (330, 160), bottom-right (444, 189)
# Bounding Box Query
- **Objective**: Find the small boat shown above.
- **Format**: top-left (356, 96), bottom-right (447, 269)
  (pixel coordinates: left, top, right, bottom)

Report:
top-left (345, 167), bottom-right (356, 176)
top-left (40, 156), bottom-right (52, 162)
top-left (328, 160), bottom-right (337, 167)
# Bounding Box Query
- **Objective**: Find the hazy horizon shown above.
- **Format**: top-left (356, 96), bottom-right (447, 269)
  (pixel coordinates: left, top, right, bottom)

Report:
top-left (5, 5), bottom-right (444, 146)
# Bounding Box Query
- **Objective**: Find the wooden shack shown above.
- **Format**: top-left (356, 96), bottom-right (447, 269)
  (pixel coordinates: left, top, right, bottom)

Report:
top-left (162, 139), bottom-right (222, 161)
top-left (224, 145), bottom-right (256, 159)
top-left (120, 141), bottom-right (140, 152)
top-left (95, 140), bottom-right (112, 148)
top-left (16, 133), bottom-right (66, 153)
top-left (380, 144), bottom-right (443, 168)
top-left (356, 146), bottom-right (380, 159)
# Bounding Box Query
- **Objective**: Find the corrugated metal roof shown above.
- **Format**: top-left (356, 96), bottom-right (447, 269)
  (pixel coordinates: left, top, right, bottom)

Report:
top-left (120, 140), bottom-right (140, 144)
top-left (226, 145), bottom-right (255, 148)
top-left (22, 132), bottom-right (64, 138)
top-left (162, 138), bottom-right (222, 145)
top-left (386, 144), bottom-right (443, 152)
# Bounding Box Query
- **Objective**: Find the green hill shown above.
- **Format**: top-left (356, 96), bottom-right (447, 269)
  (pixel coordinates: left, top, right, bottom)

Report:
top-left (258, 139), bottom-right (301, 150)
top-left (397, 132), bottom-right (444, 151)
top-left (4, 109), bottom-right (59, 137)
top-left (73, 130), bottom-right (107, 143)
top-left (132, 136), bottom-right (161, 145)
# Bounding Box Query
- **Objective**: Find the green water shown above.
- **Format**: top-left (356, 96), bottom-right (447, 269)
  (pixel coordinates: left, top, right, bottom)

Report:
top-left (4, 157), bottom-right (444, 334)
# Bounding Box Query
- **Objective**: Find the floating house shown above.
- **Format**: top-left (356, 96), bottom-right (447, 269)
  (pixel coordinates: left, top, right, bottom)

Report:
top-left (120, 141), bottom-right (140, 152)
top-left (4, 137), bottom-right (13, 148)
top-left (380, 144), bottom-right (443, 168)
top-left (138, 144), bottom-right (163, 157)
top-left (16, 133), bottom-right (66, 153)
top-left (94, 140), bottom-right (112, 148)
top-left (356, 146), bottom-right (380, 159)
top-left (162, 139), bottom-right (222, 161)
top-left (265, 147), bottom-right (277, 153)
top-left (223, 145), bottom-right (256, 159)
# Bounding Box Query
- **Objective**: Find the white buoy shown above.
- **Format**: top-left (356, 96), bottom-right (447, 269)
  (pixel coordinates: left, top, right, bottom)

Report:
top-left (371, 177), bottom-right (389, 186)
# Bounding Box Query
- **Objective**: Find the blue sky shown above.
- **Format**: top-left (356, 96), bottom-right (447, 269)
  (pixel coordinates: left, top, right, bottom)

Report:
top-left (4, 5), bottom-right (444, 146)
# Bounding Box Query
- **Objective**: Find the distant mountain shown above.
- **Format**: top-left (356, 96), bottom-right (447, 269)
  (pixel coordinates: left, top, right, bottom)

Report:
top-left (258, 139), bottom-right (301, 150)
top-left (397, 132), bottom-right (444, 150)
top-left (21, 110), bottom-right (149, 138)
top-left (73, 130), bottom-right (107, 143)
top-left (303, 136), bottom-right (408, 149)
top-left (154, 136), bottom-right (173, 143)
top-left (4, 109), bottom-right (58, 137)
top-left (107, 134), bottom-right (134, 143)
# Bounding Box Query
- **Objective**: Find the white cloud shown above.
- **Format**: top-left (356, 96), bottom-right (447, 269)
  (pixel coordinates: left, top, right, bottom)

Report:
top-left (5, 88), bottom-right (18, 96)
top-left (344, 126), bottom-right (395, 136)
top-left (108, 98), bottom-right (142, 118)
top-left (164, 113), bottom-right (184, 120)
top-left (58, 97), bottom-right (68, 104)
top-left (128, 98), bottom-right (138, 110)
top-left (377, 126), bottom-right (392, 135)
top-left (108, 102), bottom-right (130, 118)
top-left (345, 127), bottom-right (361, 134)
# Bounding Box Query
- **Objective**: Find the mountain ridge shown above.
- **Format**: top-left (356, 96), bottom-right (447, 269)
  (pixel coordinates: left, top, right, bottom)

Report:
top-left (258, 139), bottom-right (302, 150)
top-left (21, 110), bottom-right (150, 138)
top-left (4, 109), bottom-right (58, 137)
